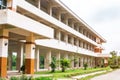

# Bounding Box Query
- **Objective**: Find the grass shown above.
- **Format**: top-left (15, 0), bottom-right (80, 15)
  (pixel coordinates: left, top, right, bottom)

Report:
top-left (10, 75), bottom-right (53, 80)
top-left (35, 67), bottom-right (111, 78)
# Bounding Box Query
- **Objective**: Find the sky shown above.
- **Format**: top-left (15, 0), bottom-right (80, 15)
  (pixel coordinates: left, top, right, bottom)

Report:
top-left (60, 0), bottom-right (120, 54)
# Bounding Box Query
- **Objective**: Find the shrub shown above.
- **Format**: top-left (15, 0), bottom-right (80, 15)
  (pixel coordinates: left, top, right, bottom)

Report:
top-left (83, 63), bottom-right (88, 70)
top-left (35, 77), bottom-right (52, 80)
top-left (60, 58), bottom-right (70, 72)
top-left (50, 57), bottom-right (57, 72)
top-left (10, 76), bottom-right (19, 80)
top-left (110, 65), bottom-right (119, 69)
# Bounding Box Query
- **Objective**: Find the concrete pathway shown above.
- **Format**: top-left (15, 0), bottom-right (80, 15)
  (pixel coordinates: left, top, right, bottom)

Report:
top-left (91, 69), bottom-right (120, 80)
top-left (58, 71), bottom-right (106, 80)
top-left (71, 71), bottom-right (106, 80)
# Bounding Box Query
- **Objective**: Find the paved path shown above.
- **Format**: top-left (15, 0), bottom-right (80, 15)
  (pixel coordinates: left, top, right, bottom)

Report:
top-left (58, 71), bottom-right (106, 80)
top-left (91, 69), bottom-right (120, 80)
top-left (71, 71), bottom-right (106, 80)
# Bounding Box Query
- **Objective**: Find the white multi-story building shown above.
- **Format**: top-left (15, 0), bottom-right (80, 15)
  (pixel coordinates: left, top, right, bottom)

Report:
top-left (0, 0), bottom-right (108, 78)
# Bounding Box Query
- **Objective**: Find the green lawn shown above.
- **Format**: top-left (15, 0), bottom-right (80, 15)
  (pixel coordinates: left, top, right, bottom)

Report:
top-left (35, 67), bottom-right (111, 78)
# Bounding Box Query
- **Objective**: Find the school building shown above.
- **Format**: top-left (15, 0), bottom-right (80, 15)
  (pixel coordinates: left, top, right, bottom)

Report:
top-left (0, 0), bottom-right (109, 78)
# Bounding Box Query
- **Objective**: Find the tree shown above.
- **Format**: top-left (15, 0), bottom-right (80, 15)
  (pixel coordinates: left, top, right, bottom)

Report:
top-left (109, 51), bottom-right (117, 65)
top-left (60, 58), bottom-right (70, 72)
top-left (109, 51), bottom-right (119, 69)
top-left (118, 56), bottom-right (120, 65)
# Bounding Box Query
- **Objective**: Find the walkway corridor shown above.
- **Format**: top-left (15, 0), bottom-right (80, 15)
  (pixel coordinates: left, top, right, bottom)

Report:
top-left (91, 69), bottom-right (120, 80)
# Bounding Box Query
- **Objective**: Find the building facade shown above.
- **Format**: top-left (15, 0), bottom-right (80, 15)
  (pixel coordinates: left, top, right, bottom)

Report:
top-left (0, 0), bottom-right (108, 78)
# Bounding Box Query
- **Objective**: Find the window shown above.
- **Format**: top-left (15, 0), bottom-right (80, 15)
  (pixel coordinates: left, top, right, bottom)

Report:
top-left (0, 0), bottom-right (7, 9)
top-left (52, 7), bottom-right (58, 19)
top-left (40, 0), bottom-right (49, 14)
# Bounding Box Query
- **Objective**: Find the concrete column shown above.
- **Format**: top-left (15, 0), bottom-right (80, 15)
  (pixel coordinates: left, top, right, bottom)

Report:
top-left (7, 0), bottom-right (17, 11)
top-left (87, 57), bottom-right (90, 67)
top-left (81, 41), bottom-right (83, 48)
top-left (75, 55), bottom-right (79, 68)
top-left (0, 29), bottom-right (9, 78)
top-left (48, 3), bottom-right (52, 16)
top-left (85, 56), bottom-right (87, 63)
top-left (64, 53), bottom-right (68, 59)
top-left (71, 37), bottom-right (74, 45)
top-left (56, 30), bottom-right (61, 41)
top-left (65, 17), bottom-right (69, 26)
top-left (45, 50), bottom-right (51, 70)
top-left (83, 56), bottom-right (85, 65)
top-left (90, 57), bottom-right (92, 67)
top-left (7, 0), bottom-right (12, 8)
top-left (25, 33), bottom-right (35, 74)
top-left (77, 25), bottom-right (79, 32)
top-left (80, 28), bottom-right (83, 34)
top-left (58, 12), bottom-right (61, 21)
top-left (35, 46), bottom-right (40, 71)
top-left (81, 57), bottom-right (83, 67)
top-left (93, 57), bottom-right (95, 67)
top-left (38, 0), bottom-right (41, 9)
top-left (72, 22), bottom-right (75, 29)
top-left (70, 54), bottom-right (74, 69)
top-left (56, 51), bottom-right (60, 70)
top-left (76, 39), bottom-right (79, 47)
top-left (91, 58), bottom-right (93, 67)
top-left (89, 57), bottom-right (91, 67)
top-left (16, 43), bottom-right (24, 71)
top-left (64, 34), bottom-right (68, 44)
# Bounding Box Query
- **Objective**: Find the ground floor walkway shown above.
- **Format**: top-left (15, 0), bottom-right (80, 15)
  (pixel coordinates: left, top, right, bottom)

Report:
top-left (7, 71), bottom-right (52, 79)
top-left (91, 69), bottom-right (120, 80)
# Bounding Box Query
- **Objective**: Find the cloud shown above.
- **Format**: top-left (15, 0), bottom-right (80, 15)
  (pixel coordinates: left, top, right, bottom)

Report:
top-left (91, 6), bottom-right (120, 23)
